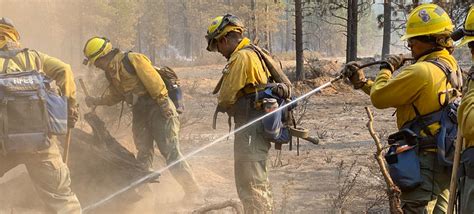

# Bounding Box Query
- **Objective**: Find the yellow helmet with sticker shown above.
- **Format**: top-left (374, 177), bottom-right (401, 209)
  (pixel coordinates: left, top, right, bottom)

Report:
top-left (401, 4), bottom-right (454, 41)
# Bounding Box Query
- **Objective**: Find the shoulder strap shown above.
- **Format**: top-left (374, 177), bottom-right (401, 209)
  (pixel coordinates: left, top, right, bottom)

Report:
top-left (0, 48), bottom-right (28, 73)
top-left (243, 44), bottom-right (271, 81)
top-left (122, 51), bottom-right (137, 75)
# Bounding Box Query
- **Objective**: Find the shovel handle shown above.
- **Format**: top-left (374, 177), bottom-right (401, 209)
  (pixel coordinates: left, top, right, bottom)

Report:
top-left (63, 128), bottom-right (72, 164)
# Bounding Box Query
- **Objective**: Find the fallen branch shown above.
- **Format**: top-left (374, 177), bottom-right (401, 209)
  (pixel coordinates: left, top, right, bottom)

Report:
top-left (192, 199), bottom-right (243, 214)
top-left (365, 107), bottom-right (403, 214)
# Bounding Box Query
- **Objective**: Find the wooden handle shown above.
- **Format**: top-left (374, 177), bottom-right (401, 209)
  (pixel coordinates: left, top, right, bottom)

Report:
top-left (79, 78), bottom-right (90, 97)
top-left (447, 132), bottom-right (464, 214)
top-left (63, 129), bottom-right (72, 164)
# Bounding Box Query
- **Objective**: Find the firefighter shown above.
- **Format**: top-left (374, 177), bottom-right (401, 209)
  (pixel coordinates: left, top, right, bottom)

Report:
top-left (456, 5), bottom-right (474, 214)
top-left (344, 4), bottom-right (461, 213)
top-left (0, 17), bottom-right (81, 213)
top-left (205, 14), bottom-right (276, 213)
top-left (82, 37), bottom-right (200, 200)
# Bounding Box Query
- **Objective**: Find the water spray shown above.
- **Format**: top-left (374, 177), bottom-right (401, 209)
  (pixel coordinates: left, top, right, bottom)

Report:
top-left (83, 60), bottom-right (392, 212)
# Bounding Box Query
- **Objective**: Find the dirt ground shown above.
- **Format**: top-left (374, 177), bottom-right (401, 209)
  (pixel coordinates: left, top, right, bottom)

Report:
top-left (1, 61), bottom-right (407, 213)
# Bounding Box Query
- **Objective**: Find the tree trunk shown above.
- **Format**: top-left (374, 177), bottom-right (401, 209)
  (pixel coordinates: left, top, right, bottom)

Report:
top-left (137, 16), bottom-right (142, 53)
top-left (295, 0), bottom-right (304, 81)
top-left (250, 0), bottom-right (258, 42)
top-left (382, 0), bottom-right (391, 58)
top-left (285, 0), bottom-right (291, 52)
top-left (264, 3), bottom-right (271, 50)
top-left (182, 1), bottom-right (192, 58)
top-left (346, 0), bottom-right (358, 62)
top-left (151, 45), bottom-right (156, 65)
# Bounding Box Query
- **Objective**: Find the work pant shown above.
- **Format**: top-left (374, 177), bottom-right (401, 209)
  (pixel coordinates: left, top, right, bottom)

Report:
top-left (401, 152), bottom-right (451, 214)
top-left (459, 147), bottom-right (474, 214)
top-left (0, 137), bottom-right (81, 214)
top-left (233, 97), bottom-right (273, 214)
top-left (132, 96), bottom-right (199, 195)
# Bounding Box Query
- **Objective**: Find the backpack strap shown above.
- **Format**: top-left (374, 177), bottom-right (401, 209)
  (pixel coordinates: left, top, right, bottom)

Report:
top-left (426, 58), bottom-right (462, 106)
top-left (122, 51), bottom-right (137, 75)
top-left (243, 44), bottom-right (271, 81)
top-left (0, 48), bottom-right (26, 73)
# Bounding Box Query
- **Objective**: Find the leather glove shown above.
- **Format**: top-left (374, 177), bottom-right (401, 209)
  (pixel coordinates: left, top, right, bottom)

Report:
top-left (380, 54), bottom-right (405, 73)
top-left (271, 83), bottom-right (291, 99)
top-left (158, 99), bottom-right (174, 119)
top-left (85, 96), bottom-right (100, 108)
top-left (68, 104), bottom-right (79, 128)
top-left (343, 62), bottom-right (367, 89)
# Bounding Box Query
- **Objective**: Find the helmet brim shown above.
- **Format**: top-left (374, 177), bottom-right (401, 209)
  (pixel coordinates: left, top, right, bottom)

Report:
top-left (458, 36), bottom-right (474, 47)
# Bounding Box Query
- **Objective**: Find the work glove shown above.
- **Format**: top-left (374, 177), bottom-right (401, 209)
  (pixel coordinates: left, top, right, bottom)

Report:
top-left (158, 99), bottom-right (175, 119)
top-left (68, 104), bottom-right (79, 128)
top-left (85, 96), bottom-right (100, 108)
top-left (380, 54), bottom-right (405, 73)
top-left (343, 61), bottom-right (367, 89)
top-left (271, 83), bottom-right (291, 99)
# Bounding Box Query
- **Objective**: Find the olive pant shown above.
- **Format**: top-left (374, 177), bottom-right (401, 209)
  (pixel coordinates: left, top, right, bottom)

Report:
top-left (233, 97), bottom-right (273, 214)
top-left (401, 152), bottom-right (451, 214)
top-left (0, 138), bottom-right (81, 213)
top-left (132, 96), bottom-right (199, 194)
top-left (459, 147), bottom-right (474, 214)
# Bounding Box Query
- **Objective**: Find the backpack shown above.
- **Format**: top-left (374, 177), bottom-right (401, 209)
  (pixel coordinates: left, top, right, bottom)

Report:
top-left (0, 49), bottom-right (68, 154)
top-left (122, 52), bottom-right (184, 113)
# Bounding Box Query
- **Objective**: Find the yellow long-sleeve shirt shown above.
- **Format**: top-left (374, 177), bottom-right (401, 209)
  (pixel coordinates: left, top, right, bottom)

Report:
top-left (459, 69), bottom-right (474, 148)
top-left (363, 49), bottom-right (460, 134)
top-left (97, 50), bottom-right (168, 106)
top-left (218, 37), bottom-right (270, 108)
top-left (0, 49), bottom-right (77, 106)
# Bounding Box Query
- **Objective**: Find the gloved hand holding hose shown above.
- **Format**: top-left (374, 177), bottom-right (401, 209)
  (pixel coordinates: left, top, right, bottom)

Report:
top-left (342, 56), bottom-right (414, 89)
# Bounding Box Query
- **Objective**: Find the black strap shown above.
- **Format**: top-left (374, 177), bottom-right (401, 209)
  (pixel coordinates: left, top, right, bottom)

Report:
top-left (410, 104), bottom-right (434, 136)
top-left (1, 99), bottom-right (8, 155)
top-left (122, 51), bottom-right (137, 75)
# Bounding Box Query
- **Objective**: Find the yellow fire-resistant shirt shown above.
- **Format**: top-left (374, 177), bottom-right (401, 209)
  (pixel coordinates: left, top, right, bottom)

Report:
top-left (0, 49), bottom-right (77, 106)
top-left (459, 69), bottom-right (474, 148)
top-left (98, 51), bottom-right (168, 106)
top-left (218, 37), bottom-right (270, 108)
top-left (363, 49), bottom-right (460, 134)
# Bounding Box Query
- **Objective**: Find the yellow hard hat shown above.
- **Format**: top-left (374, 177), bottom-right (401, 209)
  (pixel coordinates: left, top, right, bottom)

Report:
top-left (458, 6), bottom-right (474, 47)
top-left (83, 36), bottom-right (112, 65)
top-left (401, 4), bottom-right (454, 41)
top-left (0, 17), bottom-right (20, 49)
top-left (205, 14), bottom-right (244, 51)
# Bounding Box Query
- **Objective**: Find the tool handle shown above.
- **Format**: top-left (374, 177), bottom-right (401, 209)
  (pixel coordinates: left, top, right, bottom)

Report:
top-left (447, 132), bottom-right (464, 214)
top-left (79, 78), bottom-right (97, 111)
top-left (79, 78), bottom-right (90, 97)
top-left (63, 128), bottom-right (72, 164)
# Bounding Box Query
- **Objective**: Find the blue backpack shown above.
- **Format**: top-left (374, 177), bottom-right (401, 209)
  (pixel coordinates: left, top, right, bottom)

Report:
top-left (0, 50), bottom-right (68, 154)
